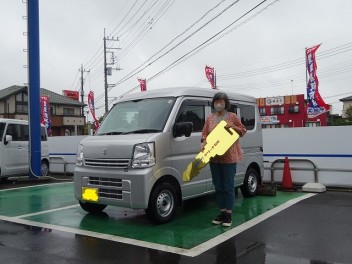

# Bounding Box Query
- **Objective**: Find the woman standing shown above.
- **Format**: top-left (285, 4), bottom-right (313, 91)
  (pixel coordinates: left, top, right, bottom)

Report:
top-left (201, 92), bottom-right (247, 227)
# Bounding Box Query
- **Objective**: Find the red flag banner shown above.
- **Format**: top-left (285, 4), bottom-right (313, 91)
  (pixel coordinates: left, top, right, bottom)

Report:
top-left (205, 65), bottom-right (216, 89)
top-left (40, 96), bottom-right (52, 136)
top-left (63, 90), bottom-right (79, 101)
top-left (87, 91), bottom-right (100, 130)
top-left (138, 78), bottom-right (147, 91)
top-left (306, 44), bottom-right (329, 118)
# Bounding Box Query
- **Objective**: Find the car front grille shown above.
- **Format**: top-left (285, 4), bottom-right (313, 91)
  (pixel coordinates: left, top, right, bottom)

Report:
top-left (98, 188), bottom-right (122, 199)
top-left (84, 158), bottom-right (130, 168)
top-left (88, 177), bottom-right (123, 200)
top-left (88, 177), bottom-right (122, 187)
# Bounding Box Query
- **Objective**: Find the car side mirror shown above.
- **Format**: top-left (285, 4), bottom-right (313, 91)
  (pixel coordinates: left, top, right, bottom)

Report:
top-left (173, 122), bottom-right (193, 138)
top-left (4, 135), bottom-right (12, 145)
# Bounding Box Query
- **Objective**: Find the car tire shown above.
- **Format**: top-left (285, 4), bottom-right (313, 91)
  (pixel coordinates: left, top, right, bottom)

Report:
top-left (79, 201), bottom-right (107, 214)
top-left (145, 182), bottom-right (178, 224)
top-left (241, 168), bottom-right (259, 197)
top-left (41, 160), bottom-right (49, 176)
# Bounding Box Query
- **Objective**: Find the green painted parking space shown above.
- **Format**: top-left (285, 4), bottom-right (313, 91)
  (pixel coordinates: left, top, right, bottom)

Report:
top-left (0, 183), bottom-right (75, 217)
top-left (1, 183), bottom-right (306, 249)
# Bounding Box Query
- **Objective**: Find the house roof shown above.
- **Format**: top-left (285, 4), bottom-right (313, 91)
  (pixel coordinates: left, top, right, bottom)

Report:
top-left (0, 85), bottom-right (84, 106)
top-left (340, 95), bottom-right (352, 102)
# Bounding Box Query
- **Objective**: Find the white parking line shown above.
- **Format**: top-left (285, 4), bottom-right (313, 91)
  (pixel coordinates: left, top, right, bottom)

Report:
top-left (15, 204), bottom-right (79, 219)
top-left (189, 193), bottom-right (316, 257)
top-left (0, 181), bottom-right (72, 192)
top-left (0, 193), bottom-right (316, 257)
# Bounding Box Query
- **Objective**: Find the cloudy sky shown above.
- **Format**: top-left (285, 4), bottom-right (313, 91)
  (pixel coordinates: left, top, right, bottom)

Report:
top-left (1, 0), bottom-right (352, 119)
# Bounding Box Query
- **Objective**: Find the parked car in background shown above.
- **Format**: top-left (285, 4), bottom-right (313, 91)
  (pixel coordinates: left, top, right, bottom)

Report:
top-left (0, 118), bottom-right (49, 179)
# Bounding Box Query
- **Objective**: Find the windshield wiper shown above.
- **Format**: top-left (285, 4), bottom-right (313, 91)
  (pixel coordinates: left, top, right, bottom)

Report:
top-left (121, 129), bottom-right (161, 135)
top-left (98, 131), bottom-right (125, 135)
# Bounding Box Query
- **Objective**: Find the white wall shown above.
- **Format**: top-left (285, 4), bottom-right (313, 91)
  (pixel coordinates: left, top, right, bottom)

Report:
top-left (48, 136), bottom-right (87, 174)
top-left (48, 127), bottom-right (352, 188)
top-left (262, 126), bottom-right (352, 187)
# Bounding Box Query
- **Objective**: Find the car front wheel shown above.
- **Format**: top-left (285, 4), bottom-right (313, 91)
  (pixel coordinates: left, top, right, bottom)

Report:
top-left (145, 182), bottom-right (178, 224)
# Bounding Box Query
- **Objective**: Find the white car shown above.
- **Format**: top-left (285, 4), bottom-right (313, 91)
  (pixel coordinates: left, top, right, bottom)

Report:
top-left (0, 118), bottom-right (49, 179)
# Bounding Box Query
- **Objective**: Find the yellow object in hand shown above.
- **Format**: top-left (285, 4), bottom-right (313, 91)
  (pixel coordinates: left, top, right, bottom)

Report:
top-left (182, 120), bottom-right (239, 182)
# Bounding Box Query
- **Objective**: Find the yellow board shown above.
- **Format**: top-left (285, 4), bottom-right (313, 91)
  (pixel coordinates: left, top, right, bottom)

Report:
top-left (82, 187), bottom-right (99, 202)
top-left (182, 120), bottom-right (239, 182)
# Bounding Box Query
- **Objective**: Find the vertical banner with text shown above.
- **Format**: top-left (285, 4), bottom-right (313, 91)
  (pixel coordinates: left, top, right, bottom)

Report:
top-left (205, 65), bottom-right (216, 89)
top-left (306, 44), bottom-right (330, 118)
top-left (138, 78), bottom-right (147, 91)
top-left (40, 96), bottom-right (52, 136)
top-left (87, 91), bottom-right (100, 130)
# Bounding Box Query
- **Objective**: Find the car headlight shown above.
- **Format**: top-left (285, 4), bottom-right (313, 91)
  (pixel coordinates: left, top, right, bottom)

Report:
top-left (132, 142), bottom-right (155, 168)
top-left (76, 144), bottom-right (84, 166)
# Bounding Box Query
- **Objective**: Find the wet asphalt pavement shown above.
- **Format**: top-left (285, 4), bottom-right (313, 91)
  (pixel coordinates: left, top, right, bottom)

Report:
top-left (0, 178), bottom-right (352, 264)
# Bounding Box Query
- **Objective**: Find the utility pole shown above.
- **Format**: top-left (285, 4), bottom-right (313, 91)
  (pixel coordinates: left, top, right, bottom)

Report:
top-left (103, 28), bottom-right (121, 115)
top-left (104, 29), bottom-right (108, 115)
top-left (80, 64), bottom-right (90, 116)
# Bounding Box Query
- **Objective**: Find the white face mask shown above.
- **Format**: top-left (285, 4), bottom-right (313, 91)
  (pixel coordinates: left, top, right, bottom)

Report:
top-left (214, 103), bottom-right (225, 112)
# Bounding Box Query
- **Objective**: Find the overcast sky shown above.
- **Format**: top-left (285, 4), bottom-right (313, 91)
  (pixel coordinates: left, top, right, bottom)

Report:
top-left (1, 0), bottom-right (352, 119)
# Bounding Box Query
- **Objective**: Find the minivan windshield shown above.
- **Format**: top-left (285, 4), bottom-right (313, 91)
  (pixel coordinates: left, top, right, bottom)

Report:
top-left (97, 97), bottom-right (175, 135)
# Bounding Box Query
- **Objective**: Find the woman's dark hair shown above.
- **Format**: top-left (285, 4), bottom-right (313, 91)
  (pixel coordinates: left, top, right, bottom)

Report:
top-left (211, 92), bottom-right (230, 110)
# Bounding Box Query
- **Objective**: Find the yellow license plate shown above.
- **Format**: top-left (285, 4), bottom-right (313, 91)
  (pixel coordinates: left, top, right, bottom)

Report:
top-left (82, 187), bottom-right (99, 202)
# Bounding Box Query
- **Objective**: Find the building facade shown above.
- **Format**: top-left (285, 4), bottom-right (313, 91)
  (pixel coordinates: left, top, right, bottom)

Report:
top-left (256, 94), bottom-right (327, 128)
top-left (0, 85), bottom-right (85, 136)
top-left (340, 95), bottom-right (352, 119)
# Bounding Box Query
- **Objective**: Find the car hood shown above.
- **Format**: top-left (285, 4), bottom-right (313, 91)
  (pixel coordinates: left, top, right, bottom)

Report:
top-left (80, 134), bottom-right (152, 159)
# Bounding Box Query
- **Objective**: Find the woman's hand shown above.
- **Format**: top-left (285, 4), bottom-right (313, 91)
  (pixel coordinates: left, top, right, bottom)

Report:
top-left (226, 125), bottom-right (244, 136)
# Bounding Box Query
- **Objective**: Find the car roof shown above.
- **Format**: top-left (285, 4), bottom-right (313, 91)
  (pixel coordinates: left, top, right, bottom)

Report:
top-left (0, 118), bottom-right (46, 127)
top-left (0, 118), bottom-right (28, 124)
top-left (116, 87), bottom-right (256, 104)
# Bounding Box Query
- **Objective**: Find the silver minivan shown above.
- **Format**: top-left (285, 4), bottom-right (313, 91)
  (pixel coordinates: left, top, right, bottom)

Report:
top-left (74, 88), bottom-right (263, 223)
top-left (0, 118), bottom-right (50, 179)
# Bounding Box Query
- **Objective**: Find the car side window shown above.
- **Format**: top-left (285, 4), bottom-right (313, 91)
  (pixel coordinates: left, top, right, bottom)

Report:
top-left (226, 104), bottom-right (255, 130)
top-left (41, 127), bottom-right (47, 141)
top-left (6, 124), bottom-right (22, 141)
top-left (0, 123), bottom-right (5, 141)
top-left (239, 105), bottom-right (256, 130)
top-left (22, 125), bottom-right (29, 141)
top-left (176, 103), bottom-right (205, 133)
top-left (228, 104), bottom-right (238, 114)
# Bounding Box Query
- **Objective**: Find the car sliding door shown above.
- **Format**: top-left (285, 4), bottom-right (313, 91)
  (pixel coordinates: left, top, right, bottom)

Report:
top-left (3, 124), bottom-right (27, 175)
top-left (171, 99), bottom-right (210, 198)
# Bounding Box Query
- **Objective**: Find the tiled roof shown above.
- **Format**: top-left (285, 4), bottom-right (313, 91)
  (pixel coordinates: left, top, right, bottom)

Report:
top-left (0, 85), bottom-right (84, 106)
top-left (0, 85), bottom-right (25, 99)
top-left (40, 88), bottom-right (84, 106)
top-left (340, 95), bottom-right (352, 102)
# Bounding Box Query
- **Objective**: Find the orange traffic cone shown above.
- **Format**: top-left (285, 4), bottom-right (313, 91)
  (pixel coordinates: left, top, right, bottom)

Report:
top-left (281, 157), bottom-right (294, 190)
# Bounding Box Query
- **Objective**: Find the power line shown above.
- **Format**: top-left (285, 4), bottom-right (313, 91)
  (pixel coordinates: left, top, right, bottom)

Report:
top-left (118, 0), bottom-right (224, 61)
top-left (108, 0), bottom-right (140, 37)
top-left (111, 0), bottom-right (274, 101)
top-left (110, 0), bottom-right (242, 90)
top-left (117, 0), bottom-right (175, 61)
top-left (112, 0), bottom-right (148, 39)
top-left (70, 69), bottom-right (80, 90)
